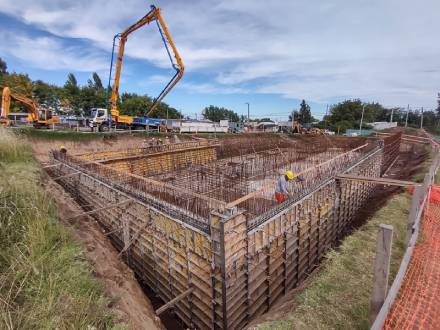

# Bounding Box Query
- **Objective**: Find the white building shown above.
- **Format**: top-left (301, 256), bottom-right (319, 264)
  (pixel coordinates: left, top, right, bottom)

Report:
top-left (178, 119), bottom-right (229, 133)
top-left (370, 122), bottom-right (398, 130)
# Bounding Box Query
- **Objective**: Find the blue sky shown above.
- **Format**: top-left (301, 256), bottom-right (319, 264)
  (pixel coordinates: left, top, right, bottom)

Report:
top-left (0, 0), bottom-right (439, 120)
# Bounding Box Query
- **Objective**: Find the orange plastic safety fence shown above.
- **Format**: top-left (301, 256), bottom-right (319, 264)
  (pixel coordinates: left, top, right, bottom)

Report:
top-left (383, 189), bottom-right (440, 330)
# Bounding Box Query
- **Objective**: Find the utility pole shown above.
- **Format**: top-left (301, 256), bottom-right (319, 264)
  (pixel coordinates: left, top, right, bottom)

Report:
top-left (324, 104), bottom-right (328, 130)
top-left (359, 104), bottom-right (365, 135)
top-left (245, 102), bottom-right (250, 122)
top-left (405, 104), bottom-right (409, 128)
top-left (390, 108), bottom-right (394, 123)
top-left (420, 107), bottom-right (424, 129)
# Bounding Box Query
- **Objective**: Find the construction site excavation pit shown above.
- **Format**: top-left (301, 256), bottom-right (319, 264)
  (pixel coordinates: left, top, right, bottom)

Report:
top-left (47, 134), bottom-right (401, 330)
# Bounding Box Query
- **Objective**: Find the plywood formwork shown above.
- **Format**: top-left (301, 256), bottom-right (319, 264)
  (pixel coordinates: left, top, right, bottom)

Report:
top-left (47, 134), bottom-right (399, 329)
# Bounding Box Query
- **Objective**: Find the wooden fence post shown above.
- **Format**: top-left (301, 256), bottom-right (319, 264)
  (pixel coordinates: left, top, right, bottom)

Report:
top-left (406, 185), bottom-right (423, 245)
top-left (370, 224), bottom-right (394, 325)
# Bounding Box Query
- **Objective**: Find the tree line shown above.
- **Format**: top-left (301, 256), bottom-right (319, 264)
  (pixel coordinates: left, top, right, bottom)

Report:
top-left (0, 57), bottom-right (181, 119)
top-left (1, 57), bottom-right (438, 131)
top-left (319, 99), bottom-right (440, 134)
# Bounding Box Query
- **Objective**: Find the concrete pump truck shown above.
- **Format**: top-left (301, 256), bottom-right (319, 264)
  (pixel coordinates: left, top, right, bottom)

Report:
top-left (89, 5), bottom-right (184, 132)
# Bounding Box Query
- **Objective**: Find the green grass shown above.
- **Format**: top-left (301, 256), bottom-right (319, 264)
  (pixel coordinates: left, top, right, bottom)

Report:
top-left (14, 127), bottom-right (191, 142)
top-left (15, 127), bottom-right (119, 141)
top-left (0, 128), bottom-right (124, 329)
top-left (258, 194), bottom-right (410, 330)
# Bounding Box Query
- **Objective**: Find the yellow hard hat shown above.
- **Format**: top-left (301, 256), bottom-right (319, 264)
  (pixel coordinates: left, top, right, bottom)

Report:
top-left (60, 145), bottom-right (66, 150)
top-left (286, 170), bottom-right (295, 180)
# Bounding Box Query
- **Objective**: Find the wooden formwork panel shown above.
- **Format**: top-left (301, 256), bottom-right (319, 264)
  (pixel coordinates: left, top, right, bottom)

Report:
top-left (53, 163), bottom-right (217, 330)
top-left (220, 148), bottom-right (383, 329)
top-left (51, 144), bottom-right (384, 330)
top-left (104, 147), bottom-right (216, 177)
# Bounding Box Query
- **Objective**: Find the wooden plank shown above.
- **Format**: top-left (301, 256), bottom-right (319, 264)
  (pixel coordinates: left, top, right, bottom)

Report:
top-left (118, 217), bottom-right (151, 256)
top-left (155, 288), bottom-right (194, 315)
top-left (370, 224), bottom-right (393, 325)
top-left (65, 199), bottom-right (132, 220)
top-left (406, 185), bottom-right (423, 244)
top-left (336, 174), bottom-right (418, 187)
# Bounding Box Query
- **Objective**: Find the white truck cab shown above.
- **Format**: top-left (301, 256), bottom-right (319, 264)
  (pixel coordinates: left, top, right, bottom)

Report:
top-left (89, 108), bottom-right (110, 131)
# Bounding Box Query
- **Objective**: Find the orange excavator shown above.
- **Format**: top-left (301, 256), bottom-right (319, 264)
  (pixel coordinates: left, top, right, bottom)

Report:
top-left (0, 86), bottom-right (60, 127)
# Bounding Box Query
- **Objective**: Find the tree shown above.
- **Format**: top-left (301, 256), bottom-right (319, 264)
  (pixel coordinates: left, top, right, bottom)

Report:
top-left (62, 73), bottom-right (81, 113)
top-left (326, 99), bottom-right (374, 131)
top-left (436, 93), bottom-right (440, 117)
top-left (296, 100), bottom-right (313, 124)
top-left (288, 110), bottom-right (300, 122)
top-left (118, 93), bottom-right (181, 118)
top-left (33, 80), bottom-right (61, 110)
top-left (1, 73), bottom-right (33, 96)
top-left (0, 57), bottom-right (7, 76)
top-left (92, 72), bottom-right (103, 89)
top-left (65, 73), bottom-right (78, 90)
top-left (202, 105), bottom-right (239, 122)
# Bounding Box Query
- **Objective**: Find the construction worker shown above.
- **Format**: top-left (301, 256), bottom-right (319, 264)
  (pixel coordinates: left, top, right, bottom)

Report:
top-left (275, 170), bottom-right (303, 204)
top-left (59, 145), bottom-right (67, 159)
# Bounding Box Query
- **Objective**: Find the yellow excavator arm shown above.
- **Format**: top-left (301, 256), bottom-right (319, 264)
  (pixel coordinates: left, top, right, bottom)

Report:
top-left (108, 5), bottom-right (184, 118)
top-left (0, 86), bottom-right (59, 127)
top-left (1, 86), bottom-right (39, 123)
top-left (0, 87), bottom-right (11, 125)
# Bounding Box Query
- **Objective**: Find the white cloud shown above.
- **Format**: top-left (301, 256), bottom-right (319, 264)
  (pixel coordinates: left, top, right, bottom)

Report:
top-left (180, 81), bottom-right (248, 95)
top-left (0, 30), bottom-right (107, 71)
top-left (0, 0), bottom-right (439, 107)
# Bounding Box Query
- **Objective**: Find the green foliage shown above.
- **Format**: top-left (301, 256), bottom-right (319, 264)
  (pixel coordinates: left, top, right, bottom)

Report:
top-left (0, 57), bottom-right (7, 75)
top-left (62, 73), bottom-right (81, 113)
top-left (118, 93), bottom-right (181, 118)
top-left (323, 99), bottom-right (388, 133)
top-left (32, 80), bottom-right (61, 110)
top-left (288, 101), bottom-right (315, 124)
top-left (0, 128), bottom-right (120, 329)
top-left (298, 100), bottom-right (314, 124)
top-left (1, 72), bottom-right (33, 96)
top-left (202, 105), bottom-right (239, 122)
top-left (92, 72), bottom-right (103, 89)
top-left (288, 110), bottom-right (299, 122)
top-left (119, 93), bottom-right (150, 117)
top-left (321, 99), bottom-right (440, 134)
top-left (0, 63), bottom-right (180, 119)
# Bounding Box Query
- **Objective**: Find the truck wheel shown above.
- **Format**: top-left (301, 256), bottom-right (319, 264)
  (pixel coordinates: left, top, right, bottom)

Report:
top-left (99, 124), bottom-right (109, 132)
